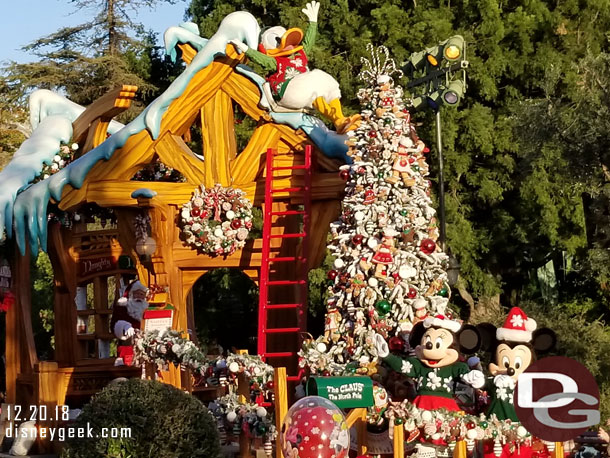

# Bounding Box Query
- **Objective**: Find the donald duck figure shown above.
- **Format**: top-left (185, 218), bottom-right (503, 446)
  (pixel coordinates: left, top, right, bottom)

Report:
top-left (230, 1), bottom-right (360, 133)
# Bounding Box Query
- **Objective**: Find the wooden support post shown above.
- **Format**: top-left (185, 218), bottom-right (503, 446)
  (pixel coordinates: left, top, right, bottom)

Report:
top-left (238, 371), bottom-right (252, 458)
top-left (345, 408), bottom-right (368, 456)
top-left (553, 442), bottom-right (563, 458)
top-left (454, 440), bottom-right (467, 458)
top-left (33, 361), bottom-right (59, 453)
top-left (393, 424), bottom-right (404, 458)
top-left (274, 367), bottom-right (288, 458)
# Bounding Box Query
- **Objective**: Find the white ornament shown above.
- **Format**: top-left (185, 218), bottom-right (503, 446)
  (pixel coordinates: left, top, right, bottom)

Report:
top-left (71, 143), bottom-right (79, 150)
top-left (367, 237), bottom-right (379, 249)
top-left (316, 342), bottom-right (328, 353)
top-left (53, 155), bottom-right (62, 162)
top-left (466, 429), bottom-right (478, 440)
top-left (226, 411), bottom-right (237, 422)
top-left (368, 277), bottom-right (378, 287)
top-left (228, 362), bottom-right (240, 373)
top-left (214, 228), bottom-right (223, 237)
top-left (226, 210), bottom-right (235, 220)
top-left (421, 410), bottom-right (433, 422)
top-left (334, 258), bottom-right (345, 269)
top-left (517, 426), bottom-right (528, 438)
top-left (355, 211), bottom-right (365, 221)
top-left (256, 407), bottom-right (267, 418)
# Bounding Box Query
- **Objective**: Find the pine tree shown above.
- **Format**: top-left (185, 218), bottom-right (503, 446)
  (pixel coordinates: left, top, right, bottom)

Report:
top-left (301, 46), bottom-right (452, 376)
top-left (3, 0), bottom-right (180, 108)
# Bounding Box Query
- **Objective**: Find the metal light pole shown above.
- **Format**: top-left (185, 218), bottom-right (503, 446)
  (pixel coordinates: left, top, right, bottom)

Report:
top-left (435, 110), bottom-right (446, 251)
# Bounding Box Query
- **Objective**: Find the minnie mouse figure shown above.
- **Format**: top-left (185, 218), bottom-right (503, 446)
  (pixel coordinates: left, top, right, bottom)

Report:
top-left (375, 314), bottom-right (485, 412)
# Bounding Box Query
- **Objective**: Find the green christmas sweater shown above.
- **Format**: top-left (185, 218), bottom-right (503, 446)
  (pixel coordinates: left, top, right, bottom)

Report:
top-left (382, 354), bottom-right (470, 398)
top-left (486, 375), bottom-right (518, 422)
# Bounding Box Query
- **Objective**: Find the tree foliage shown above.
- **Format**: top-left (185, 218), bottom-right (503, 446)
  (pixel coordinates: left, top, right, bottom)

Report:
top-left (3, 0), bottom-right (181, 111)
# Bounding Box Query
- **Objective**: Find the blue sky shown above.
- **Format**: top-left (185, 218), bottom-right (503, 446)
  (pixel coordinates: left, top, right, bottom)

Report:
top-left (0, 0), bottom-right (190, 64)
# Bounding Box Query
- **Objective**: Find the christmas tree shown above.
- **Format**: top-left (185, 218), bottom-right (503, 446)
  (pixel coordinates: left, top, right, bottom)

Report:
top-left (301, 45), bottom-right (454, 376)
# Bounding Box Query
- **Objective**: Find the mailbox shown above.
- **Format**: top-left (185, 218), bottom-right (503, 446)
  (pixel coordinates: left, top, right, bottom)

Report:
top-left (306, 376), bottom-right (374, 408)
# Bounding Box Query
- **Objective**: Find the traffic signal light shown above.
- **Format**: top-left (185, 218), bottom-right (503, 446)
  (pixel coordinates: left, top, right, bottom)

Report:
top-left (441, 80), bottom-right (465, 106)
top-left (403, 35), bottom-right (466, 75)
top-left (442, 35), bottom-right (465, 62)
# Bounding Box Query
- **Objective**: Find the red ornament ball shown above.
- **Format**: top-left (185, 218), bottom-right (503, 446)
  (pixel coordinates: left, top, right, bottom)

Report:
top-left (369, 130), bottom-right (378, 138)
top-left (467, 421), bottom-right (476, 430)
top-left (327, 270), bottom-right (338, 280)
top-left (408, 287), bottom-right (417, 299)
top-left (191, 208), bottom-right (201, 217)
top-left (280, 396), bottom-right (350, 458)
top-left (420, 238), bottom-right (436, 255)
top-left (266, 381), bottom-right (274, 390)
top-left (352, 234), bottom-right (364, 245)
top-left (423, 146), bottom-right (430, 154)
top-left (339, 169), bottom-right (350, 180)
top-left (389, 336), bottom-right (404, 351)
top-left (231, 219), bottom-right (241, 229)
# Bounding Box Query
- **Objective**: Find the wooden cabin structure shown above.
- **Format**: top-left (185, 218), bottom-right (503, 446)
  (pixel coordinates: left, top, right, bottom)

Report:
top-left (5, 44), bottom-right (345, 425)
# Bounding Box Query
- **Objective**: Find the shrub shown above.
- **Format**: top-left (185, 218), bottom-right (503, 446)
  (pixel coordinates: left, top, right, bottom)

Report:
top-left (62, 378), bottom-right (220, 458)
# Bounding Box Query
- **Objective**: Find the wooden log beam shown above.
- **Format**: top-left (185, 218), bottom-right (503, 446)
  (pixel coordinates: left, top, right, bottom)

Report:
top-left (274, 367), bottom-right (288, 458)
top-left (72, 85), bottom-right (138, 153)
top-left (201, 90), bottom-right (236, 187)
top-left (155, 133), bottom-right (206, 185)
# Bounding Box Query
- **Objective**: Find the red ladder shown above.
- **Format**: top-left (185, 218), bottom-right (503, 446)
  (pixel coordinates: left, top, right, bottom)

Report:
top-left (257, 146), bottom-right (312, 382)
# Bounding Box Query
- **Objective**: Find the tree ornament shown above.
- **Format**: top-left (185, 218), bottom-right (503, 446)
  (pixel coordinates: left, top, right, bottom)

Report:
top-left (479, 421), bottom-right (488, 429)
top-left (191, 208), bottom-right (201, 217)
top-left (438, 287), bottom-right (449, 297)
top-left (328, 270), bottom-right (338, 280)
top-left (256, 407), bottom-right (268, 418)
top-left (407, 287), bottom-right (417, 298)
top-left (264, 440), bottom-right (273, 457)
top-left (340, 169), bottom-right (350, 180)
top-left (334, 258), bottom-right (345, 269)
top-left (494, 440), bottom-right (503, 457)
top-left (352, 234), bottom-right (364, 245)
top-left (227, 411), bottom-right (238, 423)
top-left (375, 299), bottom-right (391, 316)
top-left (388, 336), bottom-right (404, 351)
top-left (420, 238), bottom-right (436, 255)
top-left (229, 362), bottom-right (240, 373)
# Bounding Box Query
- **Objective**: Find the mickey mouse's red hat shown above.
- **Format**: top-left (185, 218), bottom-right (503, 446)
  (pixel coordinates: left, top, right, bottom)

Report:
top-left (496, 307), bottom-right (537, 343)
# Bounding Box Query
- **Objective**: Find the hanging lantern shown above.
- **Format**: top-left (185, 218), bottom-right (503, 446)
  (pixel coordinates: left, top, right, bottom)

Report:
top-left (136, 236), bottom-right (157, 262)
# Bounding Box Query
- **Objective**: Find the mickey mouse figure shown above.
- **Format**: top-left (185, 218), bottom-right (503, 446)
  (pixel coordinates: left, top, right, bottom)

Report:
top-left (375, 314), bottom-right (485, 411)
top-left (478, 306), bottom-right (556, 422)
